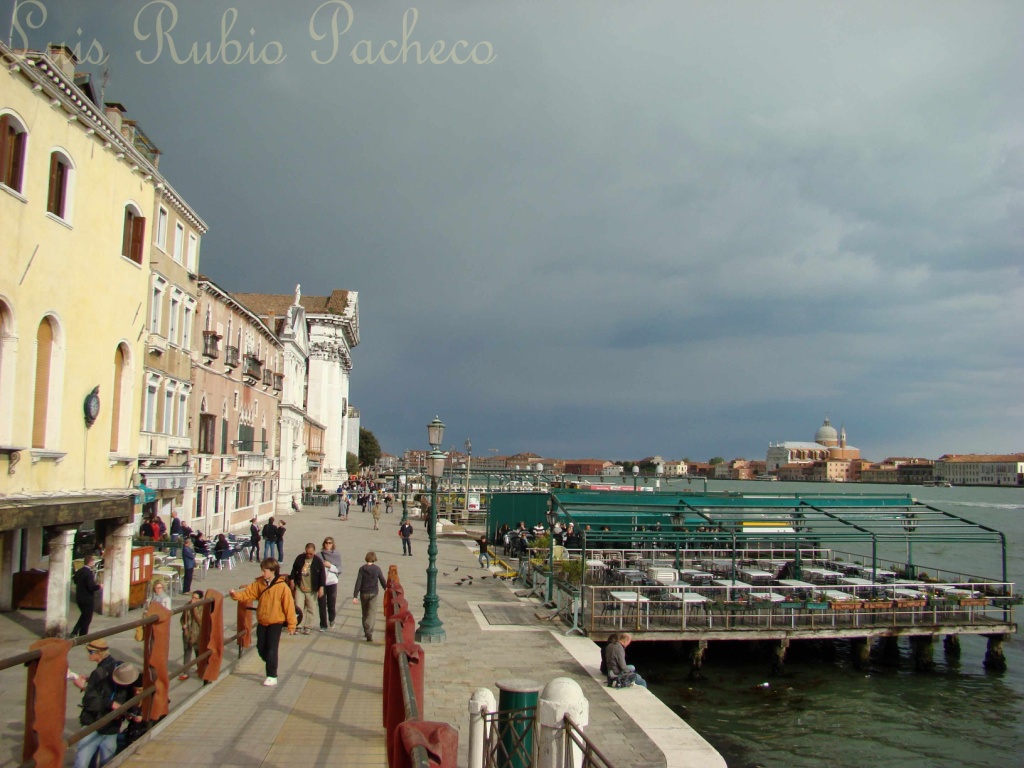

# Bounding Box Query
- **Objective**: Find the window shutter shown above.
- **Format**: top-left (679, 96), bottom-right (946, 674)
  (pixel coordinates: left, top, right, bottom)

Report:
top-left (47, 153), bottom-right (60, 214)
top-left (261, 427), bottom-right (267, 453)
top-left (122, 209), bottom-right (133, 258)
top-left (132, 216), bottom-right (146, 264)
top-left (221, 418), bottom-right (228, 454)
top-left (32, 320), bottom-right (53, 449)
top-left (10, 129), bottom-right (25, 191)
top-left (110, 347), bottom-right (124, 452)
top-left (0, 116), bottom-right (9, 185)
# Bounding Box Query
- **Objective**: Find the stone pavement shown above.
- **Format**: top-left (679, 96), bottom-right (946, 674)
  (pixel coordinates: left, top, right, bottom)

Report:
top-left (0, 502), bottom-right (724, 768)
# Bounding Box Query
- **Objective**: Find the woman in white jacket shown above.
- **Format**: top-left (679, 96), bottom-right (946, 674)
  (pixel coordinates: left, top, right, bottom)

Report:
top-left (319, 537), bottom-right (341, 628)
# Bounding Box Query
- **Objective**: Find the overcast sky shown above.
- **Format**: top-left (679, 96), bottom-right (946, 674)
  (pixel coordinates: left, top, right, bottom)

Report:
top-left (20, 0), bottom-right (1024, 462)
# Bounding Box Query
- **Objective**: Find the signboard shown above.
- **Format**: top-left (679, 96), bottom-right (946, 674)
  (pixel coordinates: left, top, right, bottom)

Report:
top-left (467, 493), bottom-right (481, 512)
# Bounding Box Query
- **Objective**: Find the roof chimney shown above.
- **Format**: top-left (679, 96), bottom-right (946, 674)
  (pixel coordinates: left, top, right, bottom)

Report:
top-left (47, 44), bottom-right (78, 79)
top-left (104, 102), bottom-right (126, 134)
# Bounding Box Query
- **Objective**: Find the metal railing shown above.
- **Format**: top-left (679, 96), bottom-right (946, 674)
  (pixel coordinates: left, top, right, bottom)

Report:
top-left (4, 589), bottom-right (253, 768)
top-left (564, 714), bottom-right (615, 768)
top-left (382, 567), bottom-right (455, 768)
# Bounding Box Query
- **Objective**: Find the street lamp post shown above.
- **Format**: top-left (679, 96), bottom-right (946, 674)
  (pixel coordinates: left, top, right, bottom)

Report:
top-left (416, 417), bottom-right (447, 643)
top-left (400, 458), bottom-right (409, 522)
top-left (632, 465), bottom-right (640, 492)
top-left (656, 463), bottom-right (664, 490)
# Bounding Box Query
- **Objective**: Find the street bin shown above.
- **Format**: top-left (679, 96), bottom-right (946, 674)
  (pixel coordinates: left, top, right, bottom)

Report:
top-left (495, 678), bottom-right (542, 768)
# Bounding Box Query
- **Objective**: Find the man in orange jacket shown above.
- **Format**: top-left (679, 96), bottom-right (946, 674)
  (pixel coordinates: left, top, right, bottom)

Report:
top-left (229, 558), bottom-right (297, 687)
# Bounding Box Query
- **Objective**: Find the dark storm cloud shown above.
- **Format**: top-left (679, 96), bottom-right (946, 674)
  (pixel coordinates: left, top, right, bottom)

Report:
top-left (22, 0), bottom-right (1024, 460)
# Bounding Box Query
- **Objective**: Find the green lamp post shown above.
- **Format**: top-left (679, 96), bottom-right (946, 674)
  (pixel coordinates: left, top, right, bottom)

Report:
top-left (416, 418), bottom-right (447, 643)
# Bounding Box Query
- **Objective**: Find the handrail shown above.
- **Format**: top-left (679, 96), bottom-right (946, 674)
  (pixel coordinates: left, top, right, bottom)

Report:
top-left (564, 713), bottom-right (615, 768)
top-left (5, 589), bottom-right (250, 768)
top-left (383, 569), bottom-right (454, 768)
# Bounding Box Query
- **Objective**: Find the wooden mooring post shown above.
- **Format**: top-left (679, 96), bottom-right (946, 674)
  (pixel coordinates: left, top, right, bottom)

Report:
top-left (689, 639), bottom-right (708, 681)
top-left (983, 634), bottom-right (1009, 672)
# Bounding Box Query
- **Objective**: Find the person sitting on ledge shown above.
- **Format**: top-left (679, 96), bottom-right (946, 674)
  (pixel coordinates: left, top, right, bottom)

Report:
top-left (602, 632), bottom-right (647, 688)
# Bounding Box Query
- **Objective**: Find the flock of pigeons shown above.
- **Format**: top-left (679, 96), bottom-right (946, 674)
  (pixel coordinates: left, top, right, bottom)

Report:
top-left (441, 565), bottom-right (515, 585)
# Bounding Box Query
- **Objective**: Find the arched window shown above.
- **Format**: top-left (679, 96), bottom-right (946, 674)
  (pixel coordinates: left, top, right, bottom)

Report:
top-left (109, 343), bottom-right (132, 453)
top-left (122, 203), bottom-right (146, 264)
top-left (0, 299), bottom-right (16, 445)
top-left (0, 113), bottom-right (28, 193)
top-left (32, 318), bottom-right (55, 448)
top-left (46, 149), bottom-right (75, 221)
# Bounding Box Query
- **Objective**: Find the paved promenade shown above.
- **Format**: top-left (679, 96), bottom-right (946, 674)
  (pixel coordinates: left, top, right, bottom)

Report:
top-left (0, 503), bottom-right (724, 768)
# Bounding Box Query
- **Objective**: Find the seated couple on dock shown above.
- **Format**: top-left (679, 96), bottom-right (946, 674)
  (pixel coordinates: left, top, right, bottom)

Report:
top-left (601, 633), bottom-right (647, 688)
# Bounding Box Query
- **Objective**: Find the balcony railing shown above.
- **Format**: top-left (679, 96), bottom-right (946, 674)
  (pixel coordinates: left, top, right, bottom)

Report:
top-left (139, 432), bottom-right (169, 458)
top-left (148, 333), bottom-right (168, 356)
top-left (242, 355), bottom-right (262, 382)
top-left (202, 331), bottom-right (221, 359)
top-left (225, 345), bottom-right (240, 368)
top-left (262, 368), bottom-right (274, 387)
top-left (167, 434), bottom-right (191, 453)
top-left (273, 373), bottom-right (284, 391)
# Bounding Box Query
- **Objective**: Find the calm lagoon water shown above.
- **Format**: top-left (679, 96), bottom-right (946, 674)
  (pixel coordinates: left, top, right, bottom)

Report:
top-left (636, 479), bottom-right (1024, 768)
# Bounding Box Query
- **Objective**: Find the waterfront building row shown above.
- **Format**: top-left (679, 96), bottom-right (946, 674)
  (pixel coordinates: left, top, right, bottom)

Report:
top-left (0, 44), bottom-right (359, 635)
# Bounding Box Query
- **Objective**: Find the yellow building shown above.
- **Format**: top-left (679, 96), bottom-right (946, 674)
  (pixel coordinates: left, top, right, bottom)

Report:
top-left (0, 44), bottom-right (162, 633)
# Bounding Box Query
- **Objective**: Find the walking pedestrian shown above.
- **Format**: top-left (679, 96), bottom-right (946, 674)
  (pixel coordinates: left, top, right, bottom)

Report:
top-left (248, 517), bottom-right (261, 561)
top-left (179, 590), bottom-right (203, 680)
top-left (371, 501), bottom-right (381, 530)
top-left (352, 551), bottom-right (387, 642)
top-left (262, 517), bottom-right (278, 560)
top-left (228, 558), bottom-right (297, 686)
top-left (337, 493), bottom-right (347, 519)
top-left (319, 537), bottom-right (341, 628)
top-left (477, 533), bottom-right (491, 569)
top-left (399, 520), bottom-right (413, 556)
top-left (289, 543), bottom-right (326, 634)
top-left (70, 555), bottom-right (100, 637)
top-left (385, 493), bottom-right (394, 514)
top-left (182, 538), bottom-right (196, 593)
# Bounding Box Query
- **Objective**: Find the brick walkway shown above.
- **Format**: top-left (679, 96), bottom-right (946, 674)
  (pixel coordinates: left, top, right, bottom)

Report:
top-left (0, 502), bottom-right (724, 767)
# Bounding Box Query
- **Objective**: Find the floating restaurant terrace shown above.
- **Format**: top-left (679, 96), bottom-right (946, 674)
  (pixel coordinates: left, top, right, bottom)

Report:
top-left (509, 490), bottom-right (1018, 672)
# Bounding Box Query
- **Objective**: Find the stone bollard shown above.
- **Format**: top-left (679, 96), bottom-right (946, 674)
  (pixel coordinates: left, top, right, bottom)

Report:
top-left (468, 687), bottom-right (497, 768)
top-left (538, 677), bottom-right (589, 768)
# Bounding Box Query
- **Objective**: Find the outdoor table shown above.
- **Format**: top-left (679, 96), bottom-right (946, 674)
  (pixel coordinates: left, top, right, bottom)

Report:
top-left (802, 568), bottom-right (843, 585)
top-left (886, 587), bottom-right (926, 599)
top-left (737, 568), bottom-right (774, 585)
top-left (712, 579), bottom-right (752, 601)
top-left (609, 591), bottom-right (650, 629)
top-left (777, 578), bottom-right (816, 588)
top-left (679, 569), bottom-right (714, 584)
top-left (839, 576), bottom-right (875, 586)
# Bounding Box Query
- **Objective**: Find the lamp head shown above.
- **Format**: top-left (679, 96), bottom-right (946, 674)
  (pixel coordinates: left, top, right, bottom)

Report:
top-left (427, 417), bottom-right (445, 448)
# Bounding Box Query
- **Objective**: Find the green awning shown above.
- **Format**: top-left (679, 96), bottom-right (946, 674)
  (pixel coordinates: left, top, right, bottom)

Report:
top-left (135, 484), bottom-right (157, 504)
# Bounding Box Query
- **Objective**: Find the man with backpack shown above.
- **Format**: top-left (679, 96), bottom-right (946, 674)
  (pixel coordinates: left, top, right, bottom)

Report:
top-left (70, 639), bottom-right (129, 768)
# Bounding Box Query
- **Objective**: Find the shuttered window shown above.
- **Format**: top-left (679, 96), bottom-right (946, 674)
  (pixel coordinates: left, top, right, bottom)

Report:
top-left (110, 346), bottom-right (125, 451)
top-left (0, 115), bottom-right (26, 192)
top-left (122, 208), bottom-right (146, 264)
top-left (32, 319), bottom-right (53, 448)
top-left (47, 152), bottom-right (69, 218)
top-left (221, 418), bottom-right (228, 454)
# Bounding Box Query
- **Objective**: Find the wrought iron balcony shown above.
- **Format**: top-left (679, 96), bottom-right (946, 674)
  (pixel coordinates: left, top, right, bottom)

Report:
top-left (201, 331), bottom-right (220, 359)
top-left (224, 345), bottom-right (240, 368)
top-left (242, 354), bottom-right (262, 383)
top-left (262, 368), bottom-right (274, 387)
top-left (273, 373), bottom-right (284, 391)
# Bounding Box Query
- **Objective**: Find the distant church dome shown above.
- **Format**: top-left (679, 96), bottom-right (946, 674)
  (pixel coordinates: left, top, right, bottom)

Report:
top-left (815, 417), bottom-right (839, 447)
